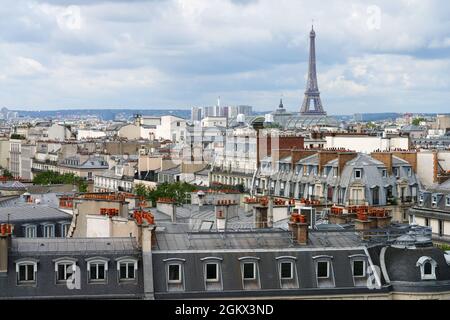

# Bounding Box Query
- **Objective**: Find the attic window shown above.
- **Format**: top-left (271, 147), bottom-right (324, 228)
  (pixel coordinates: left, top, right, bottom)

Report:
top-left (432, 195), bottom-right (438, 207)
top-left (446, 196), bottom-right (450, 207)
top-left (317, 261), bottom-right (329, 278)
top-left (352, 260), bottom-right (365, 277)
top-left (416, 256), bottom-right (437, 281)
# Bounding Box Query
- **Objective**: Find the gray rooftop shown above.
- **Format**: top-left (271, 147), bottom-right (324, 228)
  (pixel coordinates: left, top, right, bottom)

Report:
top-left (154, 229), bottom-right (363, 251)
top-left (11, 237), bottom-right (139, 254)
top-left (0, 205), bottom-right (71, 222)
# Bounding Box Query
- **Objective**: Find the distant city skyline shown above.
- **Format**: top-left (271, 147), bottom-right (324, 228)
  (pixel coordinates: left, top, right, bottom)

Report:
top-left (1, 1), bottom-right (450, 113)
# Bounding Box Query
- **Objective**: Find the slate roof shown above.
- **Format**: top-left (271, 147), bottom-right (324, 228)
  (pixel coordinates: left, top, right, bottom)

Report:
top-left (383, 246), bottom-right (450, 283)
top-left (153, 229), bottom-right (363, 252)
top-left (11, 237), bottom-right (139, 255)
top-left (297, 153), bottom-right (319, 165)
top-left (0, 205), bottom-right (71, 222)
top-left (0, 181), bottom-right (27, 190)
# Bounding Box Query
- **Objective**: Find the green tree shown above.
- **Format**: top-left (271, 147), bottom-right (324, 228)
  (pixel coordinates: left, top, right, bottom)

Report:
top-left (10, 134), bottom-right (26, 140)
top-left (2, 169), bottom-right (14, 179)
top-left (33, 171), bottom-right (88, 192)
top-left (412, 118), bottom-right (425, 126)
top-left (134, 183), bottom-right (150, 198)
top-left (135, 182), bottom-right (196, 207)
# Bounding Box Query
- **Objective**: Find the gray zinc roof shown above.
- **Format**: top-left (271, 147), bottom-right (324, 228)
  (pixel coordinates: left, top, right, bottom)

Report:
top-left (0, 205), bottom-right (71, 222)
top-left (11, 237), bottom-right (139, 255)
top-left (154, 229), bottom-right (363, 252)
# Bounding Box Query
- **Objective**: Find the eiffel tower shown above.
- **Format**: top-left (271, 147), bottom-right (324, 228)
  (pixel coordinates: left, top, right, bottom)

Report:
top-left (300, 25), bottom-right (327, 116)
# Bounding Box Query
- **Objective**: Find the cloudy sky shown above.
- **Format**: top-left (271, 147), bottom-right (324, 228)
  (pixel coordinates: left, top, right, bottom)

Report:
top-left (1, 0), bottom-right (450, 114)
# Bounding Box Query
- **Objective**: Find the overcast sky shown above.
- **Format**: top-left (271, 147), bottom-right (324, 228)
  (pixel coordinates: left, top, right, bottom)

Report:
top-left (1, 0), bottom-right (450, 114)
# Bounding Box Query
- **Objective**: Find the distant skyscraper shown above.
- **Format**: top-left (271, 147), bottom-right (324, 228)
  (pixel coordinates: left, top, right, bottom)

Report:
top-left (237, 105), bottom-right (252, 116)
top-left (191, 107), bottom-right (202, 122)
top-left (300, 25), bottom-right (327, 116)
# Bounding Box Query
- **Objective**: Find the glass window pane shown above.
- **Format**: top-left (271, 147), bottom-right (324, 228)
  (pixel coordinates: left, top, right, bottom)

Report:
top-left (281, 262), bottom-right (292, 279)
top-left (58, 264), bottom-right (66, 280)
top-left (19, 265), bottom-right (26, 281)
top-left (206, 263), bottom-right (217, 280)
top-left (98, 264), bottom-right (105, 280)
top-left (26, 265), bottom-right (34, 281)
top-left (90, 264), bottom-right (97, 280)
top-left (120, 264), bottom-right (127, 279)
top-left (424, 262), bottom-right (432, 275)
top-left (127, 264), bottom-right (135, 279)
top-left (168, 264), bottom-right (180, 281)
top-left (317, 261), bottom-right (329, 278)
top-left (353, 261), bottom-right (365, 277)
top-left (243, 263), bottom-right (255, 279)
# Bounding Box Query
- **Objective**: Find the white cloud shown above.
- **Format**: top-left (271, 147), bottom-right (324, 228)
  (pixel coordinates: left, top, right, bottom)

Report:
top-left (0, 0), bottom-right (449, 113)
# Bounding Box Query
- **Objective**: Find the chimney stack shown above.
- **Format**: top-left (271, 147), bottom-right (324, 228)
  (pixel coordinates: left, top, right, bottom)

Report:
top-left (254, 199), bottom-right (269, 229)
top-left (370, 152), bottom-right (393, 175)
top-left (156, 198), bottom-right (176, 222)
top-left (0, 224), bottom-right (13, 274)
top-left (288, 210), bottom-right (309, 245)
top-left (215, 199), bottom-right (239, 232)
top-left (338, 152), bottom-right (358, 176)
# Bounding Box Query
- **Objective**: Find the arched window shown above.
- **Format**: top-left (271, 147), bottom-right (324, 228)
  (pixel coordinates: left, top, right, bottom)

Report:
top-left (53, 257), bottom-right (77, 284)
top-left (416, 256), bottom-right (437, 280)
top-left (201, 257), bottom-right (223, 291)
top-left (276, 256), bottom-right (298, 289)
top-left (116, 257), bottom-right (138, 283)
top-left (238, 257), bottom-right (261, 290)
top-left (86, 257), bottom-right (109, 284)
top-left (15, 259), bottom-right (39, 286)
top-left (163, 258), bottom-right (185, 292)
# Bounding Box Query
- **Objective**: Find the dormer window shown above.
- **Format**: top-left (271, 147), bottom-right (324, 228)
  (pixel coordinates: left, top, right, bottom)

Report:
top-left (164, 258), bottom-right (185, 291)
top-left (239, 257), bottom-right (260, 290)
top-left (416, 256), bottom-right (437, 281)
top-left (333, 167), bottom-right (338, 177)
top-left (54, 258), bottom-right (77, 284)
top-left (116, 257), bottom-right (138, 282)
top-left (86, 257), bottom-right (109, 284)
top-left (393, 167), bottom-right (400, 178)
top-left (276, 256), bottom-right (298, 289)
top-left (201, 257), bottom-right (223, 291)
top-left (419, 194), bottom-right (424, 206)
top-left (382, 169), bottom-right (387, 178)
top-left (432, 195), bottom-right (438, 207)
top-left (446, 196), bottom-right (450, 207)
top-left (61, 223), bottom-right (71, 238)
top-left (349, 254), bottom-right (370, 287)
top-left (407, 167), bottom-right (412, 177)
top-left (43, 223), bottom-right (55, 238)
top-left (15, 259), bottom-right (38, 286)
top-left (24, 225), bottom-right (37, 238)
top-left (354, 169), bottom-right (362, 179)
top-left (313, 255), bottom-right (335, 288)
